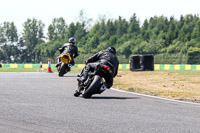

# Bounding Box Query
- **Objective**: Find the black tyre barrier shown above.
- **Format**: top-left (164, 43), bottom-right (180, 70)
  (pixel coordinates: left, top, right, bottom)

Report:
top-left (130, 54), bottom-right (154, 71)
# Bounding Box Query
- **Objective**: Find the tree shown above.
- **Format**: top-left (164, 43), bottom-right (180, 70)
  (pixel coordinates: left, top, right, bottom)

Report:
top-left (66, 22), bottom-right (76, 39)
top-left (47, 17), bottom-right (67, 41)
top-left (77, 9), bottom-right (93, 31)
top-left (0, 22), bottom-right (18, 46)
top-left (128, 13), bottom-right (140, 36)
top-left (0, 22), bottom-right (19, 62)
top-left (116, 16), bottom-right (128, 38)
top-left (74, 22), bottom-right (87, 43)
top-left (0, 24), bottom-right (6, 46)
top-left (141, 19), bottom-right (149, 41)
top-left (66, 21), bottom-right (87, 44)
top-left (21, 18), bottom-right (45, 62)
top-left (117, 41), bottom-right (132, 58)
top-left (191, 20), bottom-right (200, 41)
top-left (166, 16), bottom-right (176, 45)
top-left (177, 14), bottom-right (197, 42)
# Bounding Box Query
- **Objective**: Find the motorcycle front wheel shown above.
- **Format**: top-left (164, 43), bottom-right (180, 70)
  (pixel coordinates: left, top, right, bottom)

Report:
top-left (82, 75), bottom-right (102, 98)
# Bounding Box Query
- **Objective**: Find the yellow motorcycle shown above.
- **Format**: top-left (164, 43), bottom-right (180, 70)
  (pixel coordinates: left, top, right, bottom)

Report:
top-left (57, 53), bottom-right (72, 77)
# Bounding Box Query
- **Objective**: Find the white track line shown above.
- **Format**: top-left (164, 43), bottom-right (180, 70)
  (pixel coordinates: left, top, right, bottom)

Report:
top-left (111, 88), bottom-right (200, 106)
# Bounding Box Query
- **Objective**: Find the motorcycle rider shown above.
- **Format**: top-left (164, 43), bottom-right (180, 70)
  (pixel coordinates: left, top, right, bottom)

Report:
top-left (56, 37), bottom-right (79, 67)
top-left (75, 46), bottom-right (119, 96)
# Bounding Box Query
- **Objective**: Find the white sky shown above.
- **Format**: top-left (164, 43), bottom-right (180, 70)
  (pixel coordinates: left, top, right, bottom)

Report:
top-left (0, 0), bottom-right (200, 33)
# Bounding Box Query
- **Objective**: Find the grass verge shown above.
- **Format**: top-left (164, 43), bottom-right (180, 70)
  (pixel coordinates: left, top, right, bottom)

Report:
top-left (113, 70), bottom-right (200, 103)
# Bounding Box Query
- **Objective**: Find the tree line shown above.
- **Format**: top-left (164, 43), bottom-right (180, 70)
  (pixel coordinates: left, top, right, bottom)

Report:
top-left (1, 12), bottom-right (200, 64)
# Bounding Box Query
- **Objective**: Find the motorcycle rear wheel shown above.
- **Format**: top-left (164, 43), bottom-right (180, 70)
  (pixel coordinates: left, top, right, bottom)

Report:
top-left (59, 63), bottom-right (68, 77)
top-left (82, 75), bottom-right (102, 98)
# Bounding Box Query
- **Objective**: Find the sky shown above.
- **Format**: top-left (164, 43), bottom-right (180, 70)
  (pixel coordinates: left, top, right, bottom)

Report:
top-left (0, 0), bottom-right (200, 33)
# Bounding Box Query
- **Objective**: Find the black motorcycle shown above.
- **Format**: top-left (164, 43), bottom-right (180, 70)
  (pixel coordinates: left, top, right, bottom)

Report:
top-left (74, 63), bottom-right (112, 98)
top-left (56, 52), bottom-right (72, 77)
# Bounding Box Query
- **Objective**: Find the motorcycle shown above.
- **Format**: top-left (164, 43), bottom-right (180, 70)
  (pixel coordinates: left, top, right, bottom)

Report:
top-left (74, 63), bottom-right (112, 98)
top-left (57, 53), bottom-right (72, 77)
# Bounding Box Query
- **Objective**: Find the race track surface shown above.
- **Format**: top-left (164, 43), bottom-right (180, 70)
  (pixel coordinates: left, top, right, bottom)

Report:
top-left (0, 73), bottom-right (200, 133)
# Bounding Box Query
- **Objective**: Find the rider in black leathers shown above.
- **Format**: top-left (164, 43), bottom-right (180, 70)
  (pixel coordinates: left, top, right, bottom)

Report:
top-left (56, 37), bottom-right (79, 67)
top-left (78, 47), bottom-right (119, 93)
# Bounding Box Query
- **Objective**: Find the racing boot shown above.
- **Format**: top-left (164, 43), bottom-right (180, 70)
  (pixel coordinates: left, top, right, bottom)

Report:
top-left (74, 87), bottom-right (83, 97)
top-left (74, 90), bottom-right (81, 97)
top-left (56, 62), bottom-right (61, 68)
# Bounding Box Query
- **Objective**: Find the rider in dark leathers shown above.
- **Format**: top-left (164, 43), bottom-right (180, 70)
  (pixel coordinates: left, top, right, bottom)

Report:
top-left (77, 47), bottom-right (119, 95)
top-left (56, 37), bottom-right (79, 67)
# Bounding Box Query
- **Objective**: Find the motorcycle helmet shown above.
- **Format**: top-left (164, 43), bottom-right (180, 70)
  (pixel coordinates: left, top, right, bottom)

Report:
top-left (69, 37), bottom-right (76, 44)
top-left (106, 47), bottom-right (116, 55)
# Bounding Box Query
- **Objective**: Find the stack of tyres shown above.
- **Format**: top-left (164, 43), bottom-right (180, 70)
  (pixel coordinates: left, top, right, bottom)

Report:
top-left (129, 54), bottom-right (154, 71)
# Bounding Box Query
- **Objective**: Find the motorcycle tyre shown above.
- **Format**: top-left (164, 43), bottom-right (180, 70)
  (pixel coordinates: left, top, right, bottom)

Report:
top-left (59, 63), bottom-right (68, 77)
top-left (82, 75), bottom-right (102, 98)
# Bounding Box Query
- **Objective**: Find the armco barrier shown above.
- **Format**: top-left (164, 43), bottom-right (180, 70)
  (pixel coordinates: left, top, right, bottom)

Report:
top-left (1, 64), bottom-right (200, 70)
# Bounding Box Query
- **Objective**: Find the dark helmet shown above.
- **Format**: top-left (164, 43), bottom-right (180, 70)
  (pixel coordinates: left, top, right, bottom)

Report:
top-left (106, 47), bottom-right (116, 55)
top-left (69, 37), bottom-right (76, 44)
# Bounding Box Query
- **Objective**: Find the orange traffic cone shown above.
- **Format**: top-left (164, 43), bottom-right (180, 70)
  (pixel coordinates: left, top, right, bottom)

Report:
top-left (47, 58), bottom-right (53, 73)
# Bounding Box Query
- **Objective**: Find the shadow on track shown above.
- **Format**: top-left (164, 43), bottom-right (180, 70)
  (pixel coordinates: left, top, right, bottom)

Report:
top-left (89, 96), bottom-right (140, 100)
top-left (60, 75), bottom-right (78, 77)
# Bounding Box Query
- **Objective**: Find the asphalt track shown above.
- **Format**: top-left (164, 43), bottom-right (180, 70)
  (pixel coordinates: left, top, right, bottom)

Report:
top-left (0, 72), bottom-right (200, 133)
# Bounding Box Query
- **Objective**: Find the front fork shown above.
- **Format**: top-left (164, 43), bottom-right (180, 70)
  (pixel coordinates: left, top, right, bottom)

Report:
top-left (57, 57), bottom-right (60, 64)
top-left (76, 80), bottom-right (84, 94)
